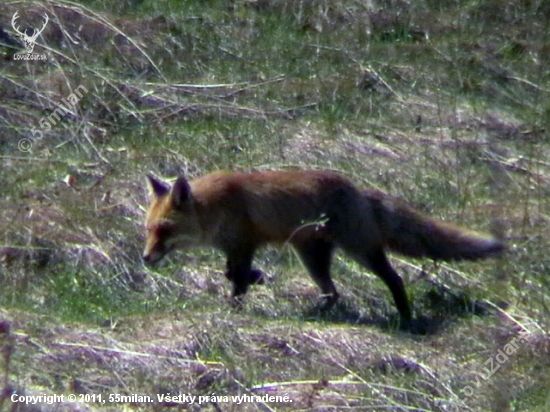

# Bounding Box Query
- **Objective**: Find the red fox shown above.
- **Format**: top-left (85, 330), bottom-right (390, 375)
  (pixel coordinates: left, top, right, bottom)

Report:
top-left (143, 170), bottom-right (505, 321)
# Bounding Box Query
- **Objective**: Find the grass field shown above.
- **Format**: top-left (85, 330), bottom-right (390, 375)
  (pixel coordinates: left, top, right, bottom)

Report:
top-left (1, 0), bottom-right (550, 410)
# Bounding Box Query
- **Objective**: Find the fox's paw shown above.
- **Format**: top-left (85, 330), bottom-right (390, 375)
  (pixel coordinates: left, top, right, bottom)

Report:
top-left (318, 292), bottom-right (339, 312)
top-left (229, 294), bottom-right (246, 310)
top-left (249, 269), bottom-right (266, 285)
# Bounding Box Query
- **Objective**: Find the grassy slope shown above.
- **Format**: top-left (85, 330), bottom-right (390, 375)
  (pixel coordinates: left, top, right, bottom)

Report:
top-left (1, 0), bottom-right (549, 410)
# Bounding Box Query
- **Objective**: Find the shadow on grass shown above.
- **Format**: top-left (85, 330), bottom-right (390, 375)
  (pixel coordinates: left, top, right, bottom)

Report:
top-left (296, 283), bottom-right (509, 336)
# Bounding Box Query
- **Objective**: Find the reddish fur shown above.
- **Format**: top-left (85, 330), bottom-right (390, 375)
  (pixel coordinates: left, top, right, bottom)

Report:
top-left (143, 170), bottom-right (505, 321)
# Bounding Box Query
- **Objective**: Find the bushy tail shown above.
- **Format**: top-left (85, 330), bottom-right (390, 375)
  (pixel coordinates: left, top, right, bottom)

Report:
top-left (365, 190), bottom-right (505, 261)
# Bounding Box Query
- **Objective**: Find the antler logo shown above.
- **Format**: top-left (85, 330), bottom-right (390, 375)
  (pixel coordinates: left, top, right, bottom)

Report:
top-left (12, 11), bottom-right (49, 54)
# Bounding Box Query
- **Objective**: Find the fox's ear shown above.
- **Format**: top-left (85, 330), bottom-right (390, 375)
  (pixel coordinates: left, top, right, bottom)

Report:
top-left (171, 176), bottom-right (192, 208)
top-left (146, 174), bottom-right (170, 198)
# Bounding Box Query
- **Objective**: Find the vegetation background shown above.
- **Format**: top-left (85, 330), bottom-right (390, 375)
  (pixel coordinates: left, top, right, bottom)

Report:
top-left (1, 0), bottom-right (549, 410)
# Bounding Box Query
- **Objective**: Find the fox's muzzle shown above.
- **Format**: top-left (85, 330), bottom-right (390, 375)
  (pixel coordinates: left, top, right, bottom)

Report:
top-left (142, 253), bottom-right (155, 265)
top-left (142, 247), bottom-right (164, 266)
top-left (142, 241), bottom-right (176, 266)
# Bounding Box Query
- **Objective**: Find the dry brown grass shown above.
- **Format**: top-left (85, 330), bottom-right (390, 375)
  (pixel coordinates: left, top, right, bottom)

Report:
top-left (1, 0), bottom-right (550, 411)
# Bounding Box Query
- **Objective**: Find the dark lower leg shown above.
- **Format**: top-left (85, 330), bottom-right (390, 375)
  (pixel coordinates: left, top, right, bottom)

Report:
top-left (294, 239), bottom-right (339, 308)
top-left (225, 249), bottom-right (256, 306)
top-left (366, 251), bottom-right (412, 321)
top-left (225, 268), bottom-right (265, 285)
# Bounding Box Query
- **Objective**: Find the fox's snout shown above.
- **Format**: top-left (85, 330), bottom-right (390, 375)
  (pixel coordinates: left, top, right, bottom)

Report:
top-left (142, 253), bottom-right (154, 265)
top-left (142, 246), bottom-right (165, 266)
top-left (142, 237), bottom-right (176, 265)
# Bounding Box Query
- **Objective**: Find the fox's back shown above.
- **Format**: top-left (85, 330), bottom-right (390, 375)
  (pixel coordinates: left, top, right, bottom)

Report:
top-left (190, 170), bottom-right (359, 243)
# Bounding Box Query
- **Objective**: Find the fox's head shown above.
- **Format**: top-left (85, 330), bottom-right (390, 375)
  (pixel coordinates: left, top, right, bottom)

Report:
top-left (142, 175), bottom-right (202, 265)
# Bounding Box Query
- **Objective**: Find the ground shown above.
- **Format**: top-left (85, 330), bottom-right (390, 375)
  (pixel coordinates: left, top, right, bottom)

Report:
top-left (1, 1), bottom-right (550, 411)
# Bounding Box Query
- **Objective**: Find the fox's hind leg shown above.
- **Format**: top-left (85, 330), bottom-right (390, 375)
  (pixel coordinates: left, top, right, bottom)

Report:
top-left (293, 239), bottom-right (339, 308)
top-left (335, 210), bottom-right (413, 321)
top-left (368, 250), bottom-right (412, 321)
top-left (347, 246), bottom-right (412, 321)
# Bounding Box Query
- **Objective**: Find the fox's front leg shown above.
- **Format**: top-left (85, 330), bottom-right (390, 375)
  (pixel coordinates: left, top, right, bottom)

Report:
top-left (224, 248), bottom-right (258, 307)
